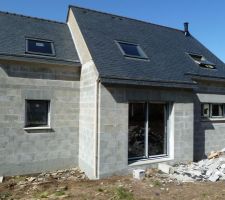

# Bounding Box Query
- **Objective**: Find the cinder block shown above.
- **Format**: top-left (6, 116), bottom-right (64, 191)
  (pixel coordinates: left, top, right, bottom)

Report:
top-left (133, 169), bottom-right (145, 180)
top-left (158, 163), bottom-right (174, 174)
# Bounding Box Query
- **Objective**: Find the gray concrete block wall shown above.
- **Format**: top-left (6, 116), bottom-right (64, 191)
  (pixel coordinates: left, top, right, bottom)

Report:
top-left (195, 122), bottom-right (225, 160)
top-left (173, 103), bottom-right (194, 162)
top-left (98, 85), bottom-right (128, 178)
top-left (67, 9), bottom-right (92, 64)
top-left (0, 61), bottom-right (80, 176)
top-left (0, 61), bottom-right (80, 81)
top-left (78, 61), bottom-right (98, 179)
top-left (193, 81), bottom-right (225, 160)
top-left (68, 10), bottom-right (100, 179)
top-left (98, 85), bottom-right (194, 177)
top-left (194, 90), bottom-right (225, 160)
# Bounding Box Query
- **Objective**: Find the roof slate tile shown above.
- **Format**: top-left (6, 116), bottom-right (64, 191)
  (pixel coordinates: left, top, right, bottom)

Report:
top-left (0, 11), bottom-right (79, 64)
top-left (71, 6), bottom-right (225, 86)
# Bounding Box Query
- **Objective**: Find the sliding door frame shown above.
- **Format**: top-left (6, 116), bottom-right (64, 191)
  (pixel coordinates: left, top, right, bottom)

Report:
top-left (128, 101), bottom-right (169, 161)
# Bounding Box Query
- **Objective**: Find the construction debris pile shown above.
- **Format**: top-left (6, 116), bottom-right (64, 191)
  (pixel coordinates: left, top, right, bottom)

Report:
top-left (31, 167), bottom-right (88, 182)
top-left (1, 167), bottom-right (87, 188)
top-left (159, 148), bottom-right (225, 182)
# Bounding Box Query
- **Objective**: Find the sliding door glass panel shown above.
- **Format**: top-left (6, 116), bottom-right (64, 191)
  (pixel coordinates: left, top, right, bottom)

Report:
top-left (128, 103), bottom-right (146, 159)
top-left (148, 103), bottom-right (167, 156)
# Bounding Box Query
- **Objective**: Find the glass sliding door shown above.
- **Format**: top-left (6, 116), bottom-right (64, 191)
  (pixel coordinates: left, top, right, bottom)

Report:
top-left (128, 103), bottom-right (146, 159)
top-left (128, 102), bottom-right (168, 161)
top-left (148, 103), bottom-right (167, 157)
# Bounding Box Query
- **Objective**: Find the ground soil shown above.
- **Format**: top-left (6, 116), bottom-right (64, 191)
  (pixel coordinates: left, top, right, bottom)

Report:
top-left (1, 172), bottom-right (225, 200)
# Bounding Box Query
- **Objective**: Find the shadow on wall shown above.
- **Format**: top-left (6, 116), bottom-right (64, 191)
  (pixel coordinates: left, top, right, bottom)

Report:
top-left (0, 61), bottom-right (80, 81)
top-left (24, 128), bottom-right (55, 134)
top-left (193, 94), bottom-right (215, 161)
top-left (103, 84), bottom-right (195, 104)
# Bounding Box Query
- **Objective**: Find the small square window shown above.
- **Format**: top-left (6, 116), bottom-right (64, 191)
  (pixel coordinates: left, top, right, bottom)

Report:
top-left (201, 103), bottom-right (210, 118)
top-left (26, 38), bottom-right (55, 56)
top-left (201, 103), bottom-right (225, 119)
top-left (25, 100), bottom-right (50, 128)
top-left (116, 41), bottom-right (148, 60)
top-left (189, 53), bottom-right (216, 69)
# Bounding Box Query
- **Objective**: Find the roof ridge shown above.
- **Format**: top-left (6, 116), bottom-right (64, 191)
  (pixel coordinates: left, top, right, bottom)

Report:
top-left (0, 10), bottom-right (65, 25)
top-left (69, 5), bottom-right (184, 33)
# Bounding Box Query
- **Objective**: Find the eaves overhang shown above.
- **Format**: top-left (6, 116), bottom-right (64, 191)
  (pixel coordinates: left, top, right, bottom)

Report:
top-left (100, 76), bottom-right (197, 90)
top-left (0, 53), bottom-right (81, 67)
top-left (186, 73), bottom-right (225, 84)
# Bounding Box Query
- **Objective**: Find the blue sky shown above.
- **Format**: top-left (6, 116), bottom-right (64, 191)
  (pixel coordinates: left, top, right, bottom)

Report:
top-left (0, 0), bottom-right (225, 62)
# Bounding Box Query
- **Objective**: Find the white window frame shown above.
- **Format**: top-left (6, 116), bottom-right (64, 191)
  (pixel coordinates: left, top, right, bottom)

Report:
top-left (115, 40), bottom-right (149, 60)
top-left (201, 103), bottom-right (225, 119)
top-left (201, 103), bottom-right (210, 118)
top-left (128, 102), bottom-right (174, 161)
top-left (24, 100), bottom-right (51, 130)
top-left (25, 37), bottom-right (56, 56)
top-left (129, 102), bottom-right (174, 166)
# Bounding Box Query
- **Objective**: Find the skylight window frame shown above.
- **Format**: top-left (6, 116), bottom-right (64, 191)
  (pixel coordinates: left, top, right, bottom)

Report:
top-left (25, 37), bottom-right (56, 57)
top-left (187, 52), bottom-right (216, 70)
top-left (115, 40), bottom-right (149, 60)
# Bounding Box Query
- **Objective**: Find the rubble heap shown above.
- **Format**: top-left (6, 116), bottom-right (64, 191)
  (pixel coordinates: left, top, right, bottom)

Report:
top-left (33, 167), bottom-right (88, 182)
top-left (167, 148), bottom-right (225, 182)
top-left (2, 167), bottom-right (87, 187)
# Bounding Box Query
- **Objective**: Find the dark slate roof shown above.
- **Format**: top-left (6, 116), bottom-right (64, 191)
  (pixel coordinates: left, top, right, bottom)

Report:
top-left (0, 11), bottom-right (80, 65)
top-left (71, 6), bottom-right (225, 87)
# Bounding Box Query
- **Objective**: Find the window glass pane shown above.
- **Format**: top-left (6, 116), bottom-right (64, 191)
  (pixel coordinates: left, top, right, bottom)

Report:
top-left (26, 100), bottom-right (49, 127)
top-left (27, 39), bottom-right (54, 55)
top-left (211, 104), bottom-right (223, 117)
top-left (119, 42), bottom-right (140, 57)
top-left (148, 103), bottom-right (167, 156)
top-left (128, 103), bottom-right (146, 159)
top-left (190, 54), bottom-right (203, 62)
top-left (201, 104), bottom-right (210, 117)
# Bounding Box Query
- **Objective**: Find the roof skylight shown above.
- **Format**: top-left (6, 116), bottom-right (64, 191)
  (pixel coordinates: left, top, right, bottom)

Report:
top-left (189, 53), bottom-right (216, 69)
top-left (116, 41), bottom-right (148, 60)
top-left (26, 38), bottom-right (55, 56)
